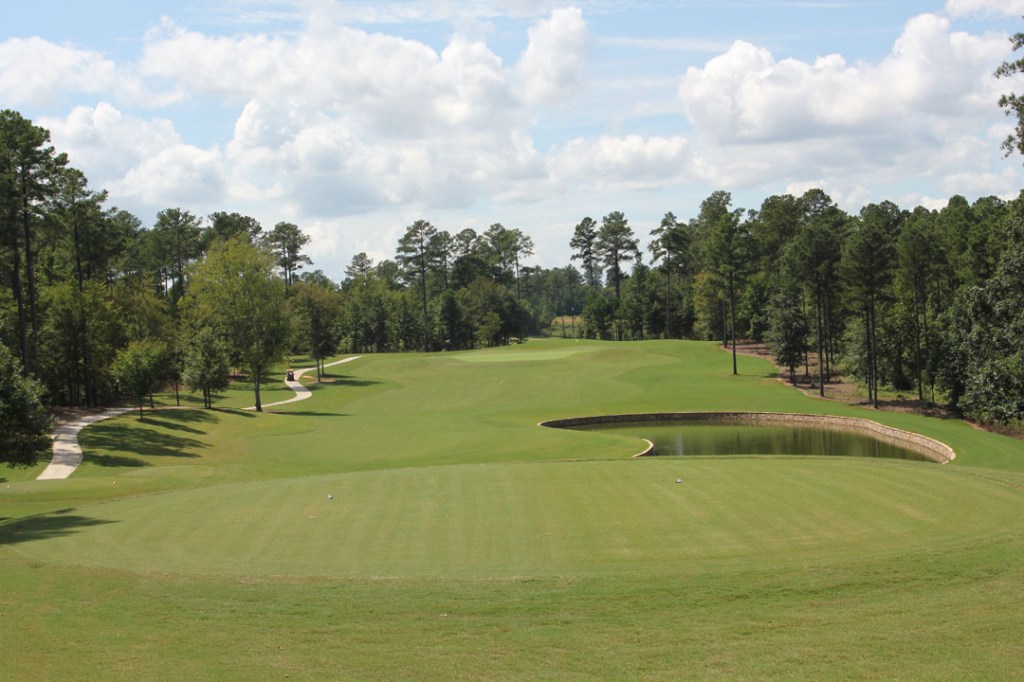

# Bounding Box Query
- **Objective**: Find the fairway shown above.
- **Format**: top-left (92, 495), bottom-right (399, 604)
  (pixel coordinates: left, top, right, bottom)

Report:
top-left (4, 339), bottom-right (1024, 680)
top-left (10, 459), bottom-right (1024, 578)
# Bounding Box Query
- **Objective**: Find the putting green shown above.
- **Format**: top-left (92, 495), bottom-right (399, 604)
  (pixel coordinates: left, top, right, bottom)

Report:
top-left (450, 348), bottom-right (593, 362)
top-left (12, 458), bottom-right (1024, 578)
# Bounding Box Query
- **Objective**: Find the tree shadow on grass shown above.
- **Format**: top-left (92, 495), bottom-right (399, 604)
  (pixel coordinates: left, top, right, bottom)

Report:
top-left (139, 413), bottom-right (213, 434)
top-left (269, 411), bottom-right (349, 417)
top-left (0, 508), bottom-right (117, 545)
top-left (210, 407), bottom-right (257, 418)
top-left (83, 424), bottom-right (206, 460)
top-left (317, 374), bottom-right (380, 388)
top-left (153, 408), bottom-right (218, 424)
top-left (85, 454), bottom-right (150, 468)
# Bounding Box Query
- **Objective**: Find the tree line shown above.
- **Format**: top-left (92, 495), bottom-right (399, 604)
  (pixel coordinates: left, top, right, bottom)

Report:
top-left (3, 106), bottom-right (1024, 464)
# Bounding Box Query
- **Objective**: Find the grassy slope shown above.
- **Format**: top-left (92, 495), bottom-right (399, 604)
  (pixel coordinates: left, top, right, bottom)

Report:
top-left (2, 338), bottom-right (1024, 680)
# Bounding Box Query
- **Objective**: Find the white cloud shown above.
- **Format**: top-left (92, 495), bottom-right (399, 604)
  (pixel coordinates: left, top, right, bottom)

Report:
top-left (134, 7), bottom-right (581, 218)
top-left (946, 0), bottom-right (1024, 17)
top-left (549, 134), bottom-right (691, 191)
top-left (40, 103), bottom-right (225, 213)
top-left (675, 12), bottom-right (1018, 206)
top-left (515, 6), bottom-right (589, 105)
top-left (679, 14), bottom-right (1008, 144)
top-left (0, 37), bottom-right (164, 107)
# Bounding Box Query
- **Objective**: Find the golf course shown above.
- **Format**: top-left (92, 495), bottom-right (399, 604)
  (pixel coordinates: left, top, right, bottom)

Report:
top-left (3, 338), bottom-right (1024, 680)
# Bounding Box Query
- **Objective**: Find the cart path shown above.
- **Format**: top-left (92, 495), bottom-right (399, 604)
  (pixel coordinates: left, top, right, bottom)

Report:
top-left (37, 356), bottom-right (362, 480)
top-left (243, 356), bottom-right (362, 410)
top-left (36, 408), bottom-right (133, 480)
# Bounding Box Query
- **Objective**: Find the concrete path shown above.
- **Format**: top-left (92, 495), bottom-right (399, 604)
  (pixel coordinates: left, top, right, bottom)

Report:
top-left (37, 408), bottom-right (133, 480)
top-left (37, 356), bottom-right (361, 480)
top-left (244, 356), bottom-right (361, 410)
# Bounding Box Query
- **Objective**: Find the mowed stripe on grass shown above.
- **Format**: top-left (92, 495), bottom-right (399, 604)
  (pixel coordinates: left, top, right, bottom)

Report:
top-left (13, 458), bottom-right (1024, 578)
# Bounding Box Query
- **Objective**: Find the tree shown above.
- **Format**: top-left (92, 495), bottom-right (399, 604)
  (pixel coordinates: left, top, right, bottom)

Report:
top-left (451, 229), bottom-right (489, 289)
top-left (703, 193), bottom-right (751, 375)
top-left (0, 110), bottom-right (67, 374)
top-left (206, 212), bottom-right (262, 247)
top-left (344, 252), bottom-right (374, 283)
top-left (750, 193), bottom-right (803, 275)
top-left (288, 280), bottom-right (342, 381)
top-left (396, 219), bottom-right (438, 352)
top-left (112, 339), bottom-right (168, 418)
top-left (786, 190), bottom-right (848, 395)
top-left (570, 217), bottom-right (600, 288)
top-left (595, 211), bottom-right (640, 301)
top-left (842, 201), bottom-right (902, 407)
top-left (767, 275), bottom-right (809, 383)
top-left (152, 208), bottom-right (203, 307)
top-left (38, 279), bottom-right (122, 407)
top-left (649, 211), bottom-right (690, 338)
top-left (939, 202), bottom-right (1024, 424)
top-left (263, 221), bottom-right (312, 286)
top-left (484, 223), bottom-right (534, 300)
top-left (185, 237), bottom-right (289, 412)
top-left (897, 207), bottom-right (941, 402)
top-left (181, 327), bottom-right (230, 408)
top-left (996, 27), bottom-right (1024, 158)
top-left (49, 167), bottom-right (110, 289)
top-left (0, 341), bottom-right (52, 467)
top-left (581, 288), bottom-right (615, 340)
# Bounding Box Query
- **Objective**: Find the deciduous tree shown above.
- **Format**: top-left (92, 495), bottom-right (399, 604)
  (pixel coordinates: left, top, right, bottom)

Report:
top-left (112, 339), bottom-right (168, 418)
top-left (181, 327), bottom-right (230, 408)
top-left (185, 237), bottom-right (289, 412)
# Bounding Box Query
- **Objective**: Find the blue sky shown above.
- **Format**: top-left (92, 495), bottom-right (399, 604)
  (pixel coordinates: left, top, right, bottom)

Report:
top-left (3, 0), bottom-right (1023, 278)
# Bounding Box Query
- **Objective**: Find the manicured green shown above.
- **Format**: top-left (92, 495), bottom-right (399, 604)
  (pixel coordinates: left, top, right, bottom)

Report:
top-left (2, 339), bottom-right (1024, 680)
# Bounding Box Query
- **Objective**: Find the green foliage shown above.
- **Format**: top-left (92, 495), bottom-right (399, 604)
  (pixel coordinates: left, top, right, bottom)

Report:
top-left (288, 280), bottom-right (343, 375)
top-left (767, 279), bottom-right (808, 381)
top-left (996, 28), bottom-right (1024, 159)
top-left (181, 327), bottom-right (230, 408)
top-left (184, 237), bottom-right (289, 412)
top-left (152, 208), bottom-right (203, 307)
top-left (38, 279), bottom-right (122, 407)
top-left (0, 341), bottom-right (52, 466)
top-left (111, 338), bottom-right (168, 417)
top-left (206, 211), bottom-right (262, 247)
top-left (581, 288), bottom-right (615, 339)
top-left (944, 229), bottom-right (1024, 424)
top-left (595, 211), bottom-right (639, 300)
top-left (569, 216), bottom-right (599, 288)
top-left (263, 221), bottom-right (312, 285)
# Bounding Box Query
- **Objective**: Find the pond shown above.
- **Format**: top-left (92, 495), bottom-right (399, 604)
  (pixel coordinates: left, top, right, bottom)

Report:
top-left (567, 420), bottom-right (931, 462)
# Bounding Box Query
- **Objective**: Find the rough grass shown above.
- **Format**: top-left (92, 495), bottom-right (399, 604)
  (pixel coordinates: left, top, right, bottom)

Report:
top-left (3, 338), bottom-right (1024, 680)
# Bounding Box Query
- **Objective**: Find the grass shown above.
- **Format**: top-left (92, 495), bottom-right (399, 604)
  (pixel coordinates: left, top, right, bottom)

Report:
top-left (2, 338), bottom-right (1024, 680)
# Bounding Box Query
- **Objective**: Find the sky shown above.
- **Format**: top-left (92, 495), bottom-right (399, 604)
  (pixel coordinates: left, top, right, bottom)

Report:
top-left (3, 0), bottom-right (1024, 279)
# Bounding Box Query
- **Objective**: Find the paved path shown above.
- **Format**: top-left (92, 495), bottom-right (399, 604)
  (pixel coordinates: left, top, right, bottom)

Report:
top-left (243, 356), bottom-right (361, 410)
top-left (37, 356), bottom-right (361, 480)
top-left (36, 408), bottom-right (133, 480)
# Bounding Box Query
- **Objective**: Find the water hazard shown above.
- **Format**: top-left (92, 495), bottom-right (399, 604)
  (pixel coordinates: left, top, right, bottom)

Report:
top-left (569, 420), bottom-right (931, 461)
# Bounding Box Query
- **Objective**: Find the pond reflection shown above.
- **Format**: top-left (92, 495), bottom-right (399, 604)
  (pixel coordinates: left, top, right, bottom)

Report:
top-left (569, 420), bottom-right (930, 461)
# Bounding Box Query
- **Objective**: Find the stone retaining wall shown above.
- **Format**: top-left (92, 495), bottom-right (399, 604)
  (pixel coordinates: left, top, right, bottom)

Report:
top-left (540, 412), bottom-right (956, 464)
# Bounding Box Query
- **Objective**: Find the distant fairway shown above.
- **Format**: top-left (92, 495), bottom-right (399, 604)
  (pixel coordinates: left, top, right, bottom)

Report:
top-left (451, 347), bottom-right (594, 363)
top-left (4, 339), bottom-right (1024, 680)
